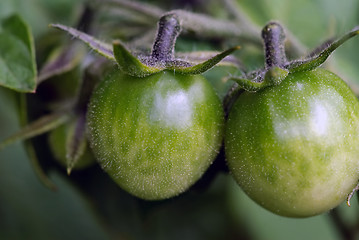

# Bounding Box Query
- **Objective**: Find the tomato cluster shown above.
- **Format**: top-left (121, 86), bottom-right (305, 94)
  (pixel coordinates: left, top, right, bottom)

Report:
top-left (2, 11), bottom-right (359, 218)
top-left (59, 17), bottom-right (359, 216)
top-left (80, 19), bottom-right (359, 217)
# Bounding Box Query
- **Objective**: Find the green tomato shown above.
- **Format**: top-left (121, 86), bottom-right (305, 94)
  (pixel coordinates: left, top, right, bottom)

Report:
top-left (87, 69), bottom-right (224, 200)
top-left (225, 68), bottom-right (359, 217)
top-left (48, 122), bottom-right (95, 170)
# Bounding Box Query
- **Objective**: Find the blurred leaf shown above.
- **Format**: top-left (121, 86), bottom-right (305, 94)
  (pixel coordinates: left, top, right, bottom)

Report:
top-left (38, 42), bottom-right (86, 84)
top-left (0, 111), bottom-right (70, 151)
top-left (38, 0), bottom-right (86, 24)
top-left (0, 0), bottom-right (47, 36)
top-left (0, 14), bottom-right (37, 92)
top-left (0, 87), bottom-right (110, 240)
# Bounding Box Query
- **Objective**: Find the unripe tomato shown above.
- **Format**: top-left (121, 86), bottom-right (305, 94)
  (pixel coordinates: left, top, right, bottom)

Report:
top-left (225, 68), bottom-right (359, 217)
top-left (87, 69), bottom-right (224, 200)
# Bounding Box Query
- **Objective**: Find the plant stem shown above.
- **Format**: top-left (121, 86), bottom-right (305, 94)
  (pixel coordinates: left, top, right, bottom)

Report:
top-left (101, 0), bottom-right (261, 46)
top-left (76, 5), bottom-right (95, 33)
top-left (101, 0), bottom-right (164, 19)
top-left (151, 13), bottom-right (181, 62)
top-left (169, 10), bottom-right (246, 40)
top-left (18, 94), bottom-right (57, 190)
top-left (328, 208), bottom-right (355, 240)
top-left (223, 0), bottom-right (260, 37)
top-left (262, 22), bottom-right (287, 68)
top-left (223, 0), bottom-right (307, 57)
top-left (102, 0), bottom-right (307, 57)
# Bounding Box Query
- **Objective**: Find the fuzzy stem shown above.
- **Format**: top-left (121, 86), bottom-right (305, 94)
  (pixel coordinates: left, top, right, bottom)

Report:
top-left (329, 208), bottom-right (355, 240)
top-left (151, 13), bottom-right (181, 62)
top-left (262, 22), bottom-right (287, 68)
top-left (101, 0), bottom-right (164, 19)
top-left (223, 0), bottom-right (260, 37)
top-left (103, 0), bottom-right (307, 56)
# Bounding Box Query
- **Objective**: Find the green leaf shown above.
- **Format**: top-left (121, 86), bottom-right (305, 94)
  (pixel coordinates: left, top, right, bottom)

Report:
top-left (0, 14), bottom-right (37, 92)
top-left (37, 42), bottom-right (86, 83)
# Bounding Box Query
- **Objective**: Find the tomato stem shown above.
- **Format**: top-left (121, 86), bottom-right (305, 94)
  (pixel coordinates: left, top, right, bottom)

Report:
top-left (346, 182), bottom-right (359, 207)
top-left (262, 22), bottom-right (287, 68)
top-left (151, 13), bottom-right (181, 62)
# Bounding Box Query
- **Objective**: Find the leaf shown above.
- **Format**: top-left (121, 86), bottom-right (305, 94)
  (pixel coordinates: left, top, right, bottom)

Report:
top-left (37, 42), bottom-right (86, 83)
top-left (0, 111), bottom-right (71, 151)
top-left (0, 14), bottom-right (37, 92)
top-left (50, 23), bottom-right (115, 61)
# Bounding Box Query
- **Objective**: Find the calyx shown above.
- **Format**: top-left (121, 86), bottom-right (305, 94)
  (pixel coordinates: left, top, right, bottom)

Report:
top-left (227, 22), bottom-right (359, 92)
top-left (51, 13), bottom-right (240, 78)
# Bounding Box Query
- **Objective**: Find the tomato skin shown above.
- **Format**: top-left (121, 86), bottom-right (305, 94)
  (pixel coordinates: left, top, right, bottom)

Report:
top-left (87, 69), bottom-right (224, 200)
top-left (225, 68), bottom-right (359, 217)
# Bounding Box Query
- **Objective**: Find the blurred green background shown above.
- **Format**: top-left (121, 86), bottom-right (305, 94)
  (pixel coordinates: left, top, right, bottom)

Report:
top-left (1, 0), bottom-right (359, 239)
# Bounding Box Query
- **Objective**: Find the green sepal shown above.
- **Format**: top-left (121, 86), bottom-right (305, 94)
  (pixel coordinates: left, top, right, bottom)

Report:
top-left (65, 113), bottom-right (87, 175)
top-left (226, 76), bottom-right (264, 92)
top-left (287, 26), bottom-right (359, 73)
top-left (0, 111), bottom-right (71, 151)
top-left (112, 40), bottom-right (162, 77)
top-left (171, 46), bottom-right (241, 75)
top-left (50, 24), bottom-right (115, 61)
top-left (52, 24), bottom-right (241, 77)
top-left (176, 51), bottom-right (243, 68)
top-left (263, 66), bottom-right (289, 86)
top-left (227, 66), bottom-right (288, 92)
